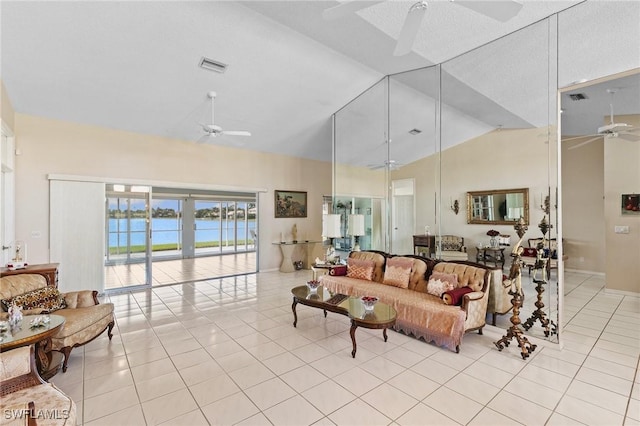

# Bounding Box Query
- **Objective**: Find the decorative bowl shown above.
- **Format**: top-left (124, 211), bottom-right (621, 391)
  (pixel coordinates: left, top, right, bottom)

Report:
top-left (307, 280), bottom-right (320, 292)
top-left (361, 296), bottom-right (378, 311)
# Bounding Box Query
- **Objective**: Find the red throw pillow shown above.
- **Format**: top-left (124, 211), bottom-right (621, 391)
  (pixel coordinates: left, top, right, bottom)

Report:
top-left (442, 286), bottom-right (474, 306)
top-left (347, 258), bottom-right (375, 281)
top-left (329, 265), bottom-right (347, 276)
top-left (522, 247), bottom-right (537, 257)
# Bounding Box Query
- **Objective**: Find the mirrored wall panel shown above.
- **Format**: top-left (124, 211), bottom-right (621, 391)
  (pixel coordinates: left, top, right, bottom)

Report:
top-left (332, 16), bottom-right (560, 344)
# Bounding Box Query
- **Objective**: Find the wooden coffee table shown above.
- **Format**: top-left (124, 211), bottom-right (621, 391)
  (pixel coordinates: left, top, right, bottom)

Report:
top-left (291, 285), bottom-right (397, 358)
top-left (0, 314), bottom-right (65, 380)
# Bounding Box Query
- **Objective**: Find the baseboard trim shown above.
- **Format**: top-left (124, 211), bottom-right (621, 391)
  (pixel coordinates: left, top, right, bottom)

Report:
top-left (604, 288), bottom-right (640, 298)
top-left (564, 268), bottom-right (605, 276)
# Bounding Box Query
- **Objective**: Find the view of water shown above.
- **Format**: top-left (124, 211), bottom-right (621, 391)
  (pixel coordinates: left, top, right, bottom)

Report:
top-left (108, 218), bottom-right (255, 247)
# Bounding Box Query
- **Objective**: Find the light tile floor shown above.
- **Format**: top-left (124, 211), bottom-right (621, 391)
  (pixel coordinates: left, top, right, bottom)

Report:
top-left (51, 270), bottom-right (639, 425)
top-left (105, 252), bottom-right (257, 289)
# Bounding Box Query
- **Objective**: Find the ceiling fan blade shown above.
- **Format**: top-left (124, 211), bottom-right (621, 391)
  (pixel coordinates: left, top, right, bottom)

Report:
top-left (567, 136), bottom-right (602, 150)
top-left (196, 134), bottom-right (211, 144)
top-left (454, 1), bottom-right (523, 22)
top-left (393, 2), bottom-right (427, 56)
top-left (616, 132), bottom-right (640, 142)
top-left (322, 1), bottom-right (383, 20)
top-left (221, 130), bottom-right (251, 137)
top-left (562, 134), bottom-right (597, 142)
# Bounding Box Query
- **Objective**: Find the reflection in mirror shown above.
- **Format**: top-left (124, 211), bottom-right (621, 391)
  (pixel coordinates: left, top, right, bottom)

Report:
top-left (332, 15), bottom-right (560, 345)
top-left (467, 188), bottom-right (529, 225)
top-left (333, 78), bottom-right (389, 252)
top-left (387, 66), bottom-right (440, 255)
top-left (440, 16), bottom-right (558, 343)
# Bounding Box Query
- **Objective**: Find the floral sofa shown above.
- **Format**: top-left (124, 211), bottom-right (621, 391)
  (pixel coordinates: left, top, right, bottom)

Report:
top-left (0, 274), bottom-right (115, 373)
top-left (319, 250), bottom-right (502, 352)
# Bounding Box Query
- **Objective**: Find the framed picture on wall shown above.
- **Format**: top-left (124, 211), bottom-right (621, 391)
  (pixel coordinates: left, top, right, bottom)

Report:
top-left (275, 190), bottom-right (307, 218)
top-left (621, 194), bottom-right (640, 215)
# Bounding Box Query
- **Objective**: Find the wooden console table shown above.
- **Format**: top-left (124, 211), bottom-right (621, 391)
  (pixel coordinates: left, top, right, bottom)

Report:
top-left (1, 263), bottom-right (59, 287)
top-left (273, 242), bottom-right (321, 272)
top-left (413, 235), bottom-right (435, 258)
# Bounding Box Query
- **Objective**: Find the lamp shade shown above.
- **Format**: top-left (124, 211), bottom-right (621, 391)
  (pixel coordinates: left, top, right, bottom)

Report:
top-left (348, 214), bottom-right (365, 236)
top-left (322, 214), bottom-right (342, 239)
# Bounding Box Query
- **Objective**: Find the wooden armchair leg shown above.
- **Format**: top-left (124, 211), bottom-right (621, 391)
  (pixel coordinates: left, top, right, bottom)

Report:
top-left (108, 320), bottom-right (115, 340)
top-left (60, 347), bottom-right (73, 373)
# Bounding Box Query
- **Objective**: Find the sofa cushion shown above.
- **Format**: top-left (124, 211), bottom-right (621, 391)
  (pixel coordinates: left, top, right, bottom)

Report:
top-left (329, 265), bottom-right (347, 276)
top-left (426, 274), bottom-right (456, 298)
top-left (382, 257), bottom-right (413, 289)
top-left (349, 251), bottom-right (386, 282)
top-left (430, 271), bottom-right (458, 288)
top-left (347, 258), bottom-right (375, 281)
top-left (54, 304), bottom-right (114, 338)
top-left (442, 286), bottom-right (473, 306)
top-left (0, 275), bottom-right (48, 303)
top-left (1, 286), bottom-right (67, 313)
top-left (433, 263), bottom-right (487, 292)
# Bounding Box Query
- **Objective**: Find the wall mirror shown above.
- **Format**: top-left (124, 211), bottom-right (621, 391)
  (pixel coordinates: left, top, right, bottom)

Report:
top-left (467, 188), bottom-right (529, 225)
top-left (332, 14), bottom-right (560, 345)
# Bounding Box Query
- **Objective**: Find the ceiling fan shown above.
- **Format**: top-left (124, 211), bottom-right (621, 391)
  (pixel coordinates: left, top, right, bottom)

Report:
top-left (564, 88), bottom-right (640, 150)
top-left (367, 159), bottom-right (404, 170)
top-left (198, 91), bottom-right (251, 141)
top-left (322, 0), bottom-right (524, 56)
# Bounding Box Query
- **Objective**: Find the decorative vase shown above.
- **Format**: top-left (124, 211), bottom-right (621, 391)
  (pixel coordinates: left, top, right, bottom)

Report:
top-left (489, 237), bottom-right (498, 248)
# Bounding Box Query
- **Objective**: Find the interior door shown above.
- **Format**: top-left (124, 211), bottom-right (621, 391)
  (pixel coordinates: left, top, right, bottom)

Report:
top-left (391, 179), bottom-right (415, 254)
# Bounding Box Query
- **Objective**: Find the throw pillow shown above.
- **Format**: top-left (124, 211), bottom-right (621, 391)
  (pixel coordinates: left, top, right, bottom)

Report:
top-left (1, 286), bottom-right (67, 313)
top-left (522, 247), bottom-right (537, 257)
top-left (329, 265), bottom-right (347, 276)
top-left (442, 286), bottom-right (474, 305)
top-left (382, 257), bottom-right (413, 289)
top-left (426, 271), bottom-right (459, 298)
top-left (426, 278), bottom-right (454, 298)
top-left (346, 258), bottom-right (375, 281)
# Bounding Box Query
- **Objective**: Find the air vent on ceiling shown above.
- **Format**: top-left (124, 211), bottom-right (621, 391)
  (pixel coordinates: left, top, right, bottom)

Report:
top-left (568, 93), bottom-right (588, 101)
top-left (199, 57), bottom-right (228, 73)
top-left (409, 128), bottom-right (422, 135)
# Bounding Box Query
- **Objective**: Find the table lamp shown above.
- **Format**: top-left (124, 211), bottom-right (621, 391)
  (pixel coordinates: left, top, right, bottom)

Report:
top-left (348, 214), bottom-right (365, 251)
top-left (322, 214), bottom-right (342, 259)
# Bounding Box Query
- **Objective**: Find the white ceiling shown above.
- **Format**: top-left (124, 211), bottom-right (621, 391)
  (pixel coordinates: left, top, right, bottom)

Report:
top-left (1, 1), bottom-right (639, 166)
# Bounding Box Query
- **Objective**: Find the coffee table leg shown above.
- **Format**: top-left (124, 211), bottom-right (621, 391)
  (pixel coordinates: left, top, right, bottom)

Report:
top-left (350, 320), bottom-right (358, 358)
top-left (383, 328), bottom-right (388, 342)
top-left (292, 298), bottom-right (298, 327)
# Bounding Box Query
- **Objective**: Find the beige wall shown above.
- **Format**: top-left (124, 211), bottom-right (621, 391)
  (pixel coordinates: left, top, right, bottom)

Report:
top-left (1, 80), bottom-right (15, 132)
top-left (14, 113), bottom-right (331, 272)
top-left (604, 115), bottom-right (640, 293)
top-left (562, 137), bottom-right (606, 273)
top-left (393, 127), bottom-right (555, 254)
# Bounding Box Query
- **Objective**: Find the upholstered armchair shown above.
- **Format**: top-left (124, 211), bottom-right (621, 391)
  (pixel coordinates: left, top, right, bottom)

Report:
top-left (0, 274), bottom-right (115, 373)
top-left (435, 235), bottom-right (469, 261)
top-left (0, 346), bottom-right (76, 425)
top-left (521, 238), bottom-right (564, 276)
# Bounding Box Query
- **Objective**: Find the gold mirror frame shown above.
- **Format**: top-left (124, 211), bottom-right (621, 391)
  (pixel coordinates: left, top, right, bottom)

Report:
top-left (466, 188), bottom-right (529, 225)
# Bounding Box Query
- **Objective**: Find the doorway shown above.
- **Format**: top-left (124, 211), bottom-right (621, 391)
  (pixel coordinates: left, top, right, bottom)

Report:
top-left (391, 178), bottom-right (415, 254)
top-left (105, 186), bottom-right (258, 290)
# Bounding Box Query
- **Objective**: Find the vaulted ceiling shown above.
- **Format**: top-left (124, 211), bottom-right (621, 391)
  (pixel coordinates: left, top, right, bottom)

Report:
top-left (1, 1), bottom-right (639, 166)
